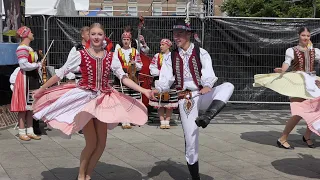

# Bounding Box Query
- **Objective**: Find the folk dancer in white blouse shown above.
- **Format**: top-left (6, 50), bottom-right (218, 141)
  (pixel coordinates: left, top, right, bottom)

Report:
top-left (149, 38), bottom-right (178, 129)
top-left (114, 25), bottom-right (150, 54)
top-left (151, 19), bottom-right (234, 180)
top-left (10, 26), bottom-right (42, 141)
top-left (33, 23), bottom-right (151, 180)
top-left (113, 32), bottom-right (143, 129)
top-left (254, 27), bottom-right (320, 149)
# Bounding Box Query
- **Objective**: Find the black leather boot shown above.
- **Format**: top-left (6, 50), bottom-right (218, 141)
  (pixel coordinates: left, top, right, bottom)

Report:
top-left (195, 100), bottom-right (226, 128)
top-left (187, 161), bottom-right (201, 180)
top-left (33, 119), bottom-right (42, 135)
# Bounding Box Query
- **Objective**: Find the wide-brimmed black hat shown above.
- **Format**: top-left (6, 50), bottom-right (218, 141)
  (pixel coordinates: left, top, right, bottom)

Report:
top-left (170, 18), bottom-right (195, 32)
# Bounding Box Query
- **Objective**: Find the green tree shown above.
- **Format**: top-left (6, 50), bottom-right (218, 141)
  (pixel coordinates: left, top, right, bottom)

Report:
top-left (221, 0), bottom-right (320, 18)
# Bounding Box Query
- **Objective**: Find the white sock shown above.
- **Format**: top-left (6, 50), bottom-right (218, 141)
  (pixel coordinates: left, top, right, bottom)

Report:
top-left (18, 128), bottom-right (26, 135)
top-left (165, 120), bottom-right (170, 125)
top-left (160, 121), bottom-right (165, 125)
top-left (26, 127), bottom-right (35, 135)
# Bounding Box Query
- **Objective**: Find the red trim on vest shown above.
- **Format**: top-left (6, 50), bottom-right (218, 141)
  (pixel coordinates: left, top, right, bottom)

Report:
top-left (78, 50), bottom-right (113, 93)
top-left (157, 53), bottom-right (161, 70)
top-left (174, 48), bottom-right (202, 90)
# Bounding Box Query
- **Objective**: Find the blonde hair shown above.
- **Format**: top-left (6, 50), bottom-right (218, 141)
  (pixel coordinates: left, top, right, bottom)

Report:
top-left (89, 23), bottom-right (105, 34)
top-left (80, 26), bottom-right (89, 34)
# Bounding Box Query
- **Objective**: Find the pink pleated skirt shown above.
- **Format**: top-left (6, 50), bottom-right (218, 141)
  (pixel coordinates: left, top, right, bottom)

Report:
top-left (33, 83), bottom-right (148, 135)
top-left (290, 98), bottom-right (320, 136)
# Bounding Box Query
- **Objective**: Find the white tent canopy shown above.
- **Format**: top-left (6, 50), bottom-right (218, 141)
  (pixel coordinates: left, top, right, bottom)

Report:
top-left (1, 0), bottom-right (89, 16)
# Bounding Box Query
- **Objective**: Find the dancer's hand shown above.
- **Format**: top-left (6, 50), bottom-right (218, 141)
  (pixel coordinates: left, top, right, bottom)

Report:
top-left (139, 35), bottom-right (146, 45)
top-left (274, 68), bottom-right (283, 73)
top-left (316, 80), bottom-right (320, 88)
top-left (142, 89), bottom-right (152, 99)
top-left (33, 88), bottom-right (45, 98)
top-left (200, 87), bottom-right (211, 94)
top-left (150, 89), bottom-right (159, 100)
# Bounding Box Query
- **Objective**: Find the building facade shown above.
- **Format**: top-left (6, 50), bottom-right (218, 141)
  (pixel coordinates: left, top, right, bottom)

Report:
top-left (88, 0), bottom-right (208, 16)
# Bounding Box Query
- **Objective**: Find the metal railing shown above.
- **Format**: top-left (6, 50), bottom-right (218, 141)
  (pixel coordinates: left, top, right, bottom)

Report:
top-left (34, 15), bottom-right (320, 104)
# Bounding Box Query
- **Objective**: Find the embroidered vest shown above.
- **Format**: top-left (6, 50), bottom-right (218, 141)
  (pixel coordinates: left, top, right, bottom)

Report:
top-left (171, 46), bottom-right (202, 90)
top-left (292, 47), bottom-right (315, 72)
top-left (118, 48), bottom-right (137, 68)
top-left (157, 53), bottom-right (164, 70)
top-left (77, 49), bottom-right (113, 93)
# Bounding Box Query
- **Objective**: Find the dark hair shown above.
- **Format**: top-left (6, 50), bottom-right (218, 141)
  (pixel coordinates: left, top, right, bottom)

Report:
top-left (298, 27), bottom-right (311, 35)
top-left (124, 25), bottom-right (133, 33)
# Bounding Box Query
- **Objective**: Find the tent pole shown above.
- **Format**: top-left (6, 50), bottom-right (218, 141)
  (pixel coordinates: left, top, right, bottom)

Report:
top-left (0, 0), bottom-right (3, 42)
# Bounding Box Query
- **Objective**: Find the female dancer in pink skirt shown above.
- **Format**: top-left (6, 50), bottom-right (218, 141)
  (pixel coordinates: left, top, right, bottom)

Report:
top-left (32, 23), bottom-right (152, 180)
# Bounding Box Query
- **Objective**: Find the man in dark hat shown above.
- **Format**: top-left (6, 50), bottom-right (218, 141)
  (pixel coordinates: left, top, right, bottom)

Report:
top-left (151, 18), bottom-right (234, 180)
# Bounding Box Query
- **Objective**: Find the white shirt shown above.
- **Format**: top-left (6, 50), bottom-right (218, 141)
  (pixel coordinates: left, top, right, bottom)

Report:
top-left (115, 39), bottom-right (150, 54)
top-left (16, 45), bottom-right (40, 71)
top-left (155, 43), bottom-right (218, 93)
top-left (55, 50), bottom-right (126, 81)
top-left (112, 47), bottom-right (143, 71)
top-left (284, 47), bottom-right (320, 66)
top-left (149, 52), bottom-right (171, 77)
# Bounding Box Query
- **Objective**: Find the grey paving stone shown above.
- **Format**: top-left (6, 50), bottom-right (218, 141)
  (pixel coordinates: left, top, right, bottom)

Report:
top-left (0, 151), bottom-right (42, 169)
top-left (0, 164), bottom-right (10, 180)
top-left (4, 165), bottom-right (57, 180)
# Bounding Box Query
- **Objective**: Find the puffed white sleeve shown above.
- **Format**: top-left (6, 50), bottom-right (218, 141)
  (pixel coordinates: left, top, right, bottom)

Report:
top-left (55, 51), bottom-right (81, 79)
top-left (149, 53), bottom-right (160, 76)
top-left (315, 48), bottom-right (320, 61)
top-left (16, 46), bottom-right (40, 71)
top-left (135, 51), bottom-right (143, 71)
top-left (199, 48), bottom-right (218, 88)
top-left (155, 54), bottom-right (175, 93)
top-left (111, 51), bottom-right (127, 80)
top-left (283, 48), bottom-right (294, 66)
top-left (115, 44), bottom-right (121, 51)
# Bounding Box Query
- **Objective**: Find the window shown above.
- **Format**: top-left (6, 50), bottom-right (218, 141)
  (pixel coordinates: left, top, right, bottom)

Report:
top-left (152, 6), bottom-right (162, 16)
top-left (128, 6), bottom-right (138, 16)
top-left (176, 7), bottom-right (186, 15)
top-left (104, 0), bottom-right (113, 2)
top-left (103, 6), bottom-right (113, 16)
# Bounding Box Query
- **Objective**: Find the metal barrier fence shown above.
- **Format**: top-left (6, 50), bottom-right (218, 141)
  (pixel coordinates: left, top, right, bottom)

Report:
top-left (204, 17), bottom-right (320, 104)
top-left (25, 15), bottom-right (46, 52)
top-left (44, 16), bottom-right (320, 104)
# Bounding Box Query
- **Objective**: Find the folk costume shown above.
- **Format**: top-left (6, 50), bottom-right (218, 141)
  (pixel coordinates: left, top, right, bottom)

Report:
top-left (149, 39), bottom-right (178, 129)
top-left (32, 49), bottom-right (148, 136)
top-left (154, 19), bottom-right (234, 179)
top-left (10, 26), bottom-right (42, 140)
top-left (66, 38), bottom-right (113, 82)
top-left (112, 32), bottom-right (143, 129)
top-left (254, 45), bottom-right (320, 99)
top-left (115, 35), bottom-right (149, 54)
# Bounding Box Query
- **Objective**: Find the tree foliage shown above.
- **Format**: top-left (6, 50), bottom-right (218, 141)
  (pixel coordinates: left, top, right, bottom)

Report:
top-left (221, 0), bottom-right (320, 18)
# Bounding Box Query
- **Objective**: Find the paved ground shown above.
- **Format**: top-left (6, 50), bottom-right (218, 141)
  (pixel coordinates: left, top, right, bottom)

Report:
top-left (0, 109), bottom-right (320, 180)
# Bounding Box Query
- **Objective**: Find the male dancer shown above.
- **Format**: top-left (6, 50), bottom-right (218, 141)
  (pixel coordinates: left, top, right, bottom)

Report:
top-left (151, 19), bottom-right (234, 179)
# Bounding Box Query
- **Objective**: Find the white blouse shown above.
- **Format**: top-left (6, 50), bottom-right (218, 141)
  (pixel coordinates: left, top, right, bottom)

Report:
top-left (115, 39), bottom-right (150, 54)
top-left (149, 52), bottom-right (171, 77)
top-left (155, 43), bottom-right (218, 93)
top-left (55, 50), bottom-right (126, 81)
top-left (112, 48), bottom-right (143, 71)
top-left (17, 45), bottom-right (40, 71)
top-left (284, 47), bottom-right (320, 66)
